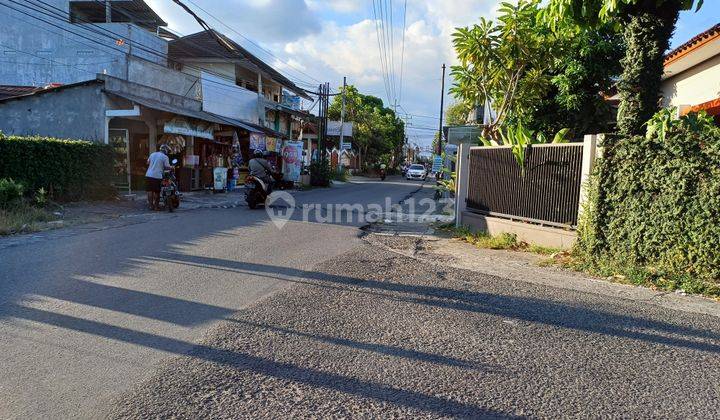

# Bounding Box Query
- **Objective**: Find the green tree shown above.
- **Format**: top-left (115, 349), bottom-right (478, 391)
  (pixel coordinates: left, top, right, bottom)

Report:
top-left (445, 102), bottom-right (469, 126)
top-left (544, 0), bottom-right (704, 136)
top-left (328, 85), bottom-right (405, 169)
top-left (528, 24), bottom-right (624, 136)
top-left (450, 0), bottom-right (558, 140)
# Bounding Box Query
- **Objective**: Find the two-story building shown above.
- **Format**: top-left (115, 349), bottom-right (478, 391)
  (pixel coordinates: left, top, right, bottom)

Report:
top-left (0, 0), bottom-right (317, 191)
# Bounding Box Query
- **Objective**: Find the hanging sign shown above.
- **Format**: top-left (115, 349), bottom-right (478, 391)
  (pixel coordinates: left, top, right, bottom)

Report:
top-left (164, 117), bottom-right (213, 140)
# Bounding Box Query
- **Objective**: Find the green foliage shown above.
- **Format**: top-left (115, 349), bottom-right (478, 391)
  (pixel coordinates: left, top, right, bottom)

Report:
top-left (528, 24), bottom-right (624, 137)
top-left (451, 0), bottom-right (558, 139)
top-left (543, 0), bottom-right (703, 136)
top-left (543, 0), bottom-right (703, 25)
top-left (0, 178), bottom-right (25, 208)
top-left (309, 161), bottom-right (332, 187)
top-left (0, 134), bottom-right (116, 201)
top-left (442, 224), bottom-right (562, 255)
top-left (34, 187), bottom-right (48, 207)
top-left (445, 102), bottom-right (469, 126)
top-left (0, 202), bottom-right (58, 236)
top-left (576, 110), bottom-right (720, 289)
top-left (616, 10), bottom-right (677, 136)
top-left (331, 166), bottom-right (349, 182)
top-left (328, 85), bottom-right (405, 168)
top-left (481, 124), bottom-right (570, 174)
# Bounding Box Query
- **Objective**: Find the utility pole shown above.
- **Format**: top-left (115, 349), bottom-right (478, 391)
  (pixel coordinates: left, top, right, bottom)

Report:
top-left (105, 0), bottom-right (112, 23)
top-left (339, 76), bottom-right (346, 152)
top-left (437, 63), bottom-right (446, 156)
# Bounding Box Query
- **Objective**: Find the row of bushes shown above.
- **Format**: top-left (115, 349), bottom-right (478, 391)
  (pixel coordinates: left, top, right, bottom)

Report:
top-left (575, 111), bottom-right (720, 291)
top-left (0, 133), bottom-right (116, 201)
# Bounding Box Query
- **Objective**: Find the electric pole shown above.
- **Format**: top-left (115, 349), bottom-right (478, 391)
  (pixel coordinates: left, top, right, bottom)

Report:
top-left (437, 63), bottom-right (446, 156)
top-left (339, 76), bottom-right (346, 152)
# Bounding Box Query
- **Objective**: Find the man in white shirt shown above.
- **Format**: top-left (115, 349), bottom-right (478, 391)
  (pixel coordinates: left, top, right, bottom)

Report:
top-left (146, 144), bottom-right (171, 210)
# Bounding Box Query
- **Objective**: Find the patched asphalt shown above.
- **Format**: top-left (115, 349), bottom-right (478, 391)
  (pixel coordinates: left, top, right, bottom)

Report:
top-left (104, 234), bottom-right (720, 419)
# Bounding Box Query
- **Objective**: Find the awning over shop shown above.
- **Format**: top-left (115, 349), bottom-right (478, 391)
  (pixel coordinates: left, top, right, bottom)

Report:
top-left (105, 90), bottom-right (278, 136)
top-left (204, 112), bottom-right (286, 139)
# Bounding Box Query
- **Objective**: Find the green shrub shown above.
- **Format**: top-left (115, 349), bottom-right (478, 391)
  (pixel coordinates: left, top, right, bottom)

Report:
top-left (0, 178), bottom-right (24, 207)
top-left (0, 133), bottom-right (116, 201)
top-left (576, 110), bottom-right (720, 287)
top-left (309, 161), bottom-right (332, 187)
top-left (331, 166), bottom-right (349, 182)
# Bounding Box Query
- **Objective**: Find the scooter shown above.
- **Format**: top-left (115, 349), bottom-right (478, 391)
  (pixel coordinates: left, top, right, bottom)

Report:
top-left (379, 168), bottom-right (387, 181)
top-left (245, 172), bottom-right (282, 209)
top-left (160, 159), bottom-right (181, 212)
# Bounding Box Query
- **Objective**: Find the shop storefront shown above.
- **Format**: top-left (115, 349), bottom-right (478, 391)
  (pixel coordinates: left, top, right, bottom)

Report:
top-left (106, 90), bottom-right (290, 193)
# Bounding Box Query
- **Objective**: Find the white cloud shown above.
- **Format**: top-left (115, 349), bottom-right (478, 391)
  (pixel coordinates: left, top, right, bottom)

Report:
top-left (306, 0), bottom-right (363, 13)
top-left (147, 0), bottom-right (502, 144)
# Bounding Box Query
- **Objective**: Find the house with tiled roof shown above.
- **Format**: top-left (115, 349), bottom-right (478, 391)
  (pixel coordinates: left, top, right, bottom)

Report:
top-left (662, 23), bottom-right (720, 119)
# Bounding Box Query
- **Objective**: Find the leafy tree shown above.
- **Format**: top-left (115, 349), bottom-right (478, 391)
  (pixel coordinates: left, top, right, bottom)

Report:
top-left (328, 85), bottom-right (405, 169)
top-left (544, 0), bottom-right (704, 136)
top-left (450, 0), bottom-right (558, 140)
top-left (528, 24), bottom-right (624, 137)
top-left (445, 102), bottom-right (469, 126)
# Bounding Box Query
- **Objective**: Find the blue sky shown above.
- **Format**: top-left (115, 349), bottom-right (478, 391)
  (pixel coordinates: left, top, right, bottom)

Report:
top-left (673, 4), bottom-right (720, 49)
top-left (147, 0), bottom-right (718, 147)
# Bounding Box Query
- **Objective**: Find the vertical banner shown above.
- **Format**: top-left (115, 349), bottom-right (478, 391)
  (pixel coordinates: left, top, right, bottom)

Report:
top-left (282, 141), bottom-right (304, 182)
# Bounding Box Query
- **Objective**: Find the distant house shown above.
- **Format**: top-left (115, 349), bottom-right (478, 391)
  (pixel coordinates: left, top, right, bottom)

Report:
top-left (662, 23), bottom-right (720, 120)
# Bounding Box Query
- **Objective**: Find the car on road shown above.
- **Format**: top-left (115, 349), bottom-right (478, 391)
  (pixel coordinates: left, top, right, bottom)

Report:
top-left (405, 164), bottom-right (427, 181)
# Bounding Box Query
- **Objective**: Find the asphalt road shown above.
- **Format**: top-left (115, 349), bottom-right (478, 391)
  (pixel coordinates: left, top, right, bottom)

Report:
top-left (105, 234), bottom-right (720, 419)
top-left (3, 176), bottom-right (719, 419)
top-left (0, 177), bottom-right (432, 419)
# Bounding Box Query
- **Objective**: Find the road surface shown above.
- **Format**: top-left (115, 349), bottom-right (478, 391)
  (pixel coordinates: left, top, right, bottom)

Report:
top-left (2, 176), bottom-right (719, 419)
top-left (0, 177), bottom-right (432, 418)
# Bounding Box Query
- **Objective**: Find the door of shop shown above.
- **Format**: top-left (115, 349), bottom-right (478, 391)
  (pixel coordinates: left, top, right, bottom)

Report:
top-left (109, 128), bottom-right (130, 194)
top-left (130, 134), bottom-right (149, 191)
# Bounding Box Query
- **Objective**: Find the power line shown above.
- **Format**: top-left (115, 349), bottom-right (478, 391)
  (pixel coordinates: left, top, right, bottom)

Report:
top-left (0, 42), bottom-right (99, 77)
top-left (387, 0), bottom-right (396, 106)
top-left (181, 0), bottom-right (321, 86)
top-left (2, 0), bottom-right (253, 101)
top-left (399, 0), bottom-right (407, 105)
top-left (7, 0), bottom-right (314, 102)
top-left (372, 0), bottom-right (392, 106)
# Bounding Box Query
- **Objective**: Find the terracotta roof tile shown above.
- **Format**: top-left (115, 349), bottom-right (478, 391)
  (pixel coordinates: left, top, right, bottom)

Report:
top-left (665, 23), bottom-right (720, 65)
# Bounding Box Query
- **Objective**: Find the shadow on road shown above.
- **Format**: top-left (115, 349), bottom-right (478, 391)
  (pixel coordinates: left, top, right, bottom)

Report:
top-left (7, 303), bottom-right (513, 419)
top-left (145, 251), bottom-right (720, 354)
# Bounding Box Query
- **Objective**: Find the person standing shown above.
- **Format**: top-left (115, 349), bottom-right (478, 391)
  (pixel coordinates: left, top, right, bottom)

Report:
top-left (146, 144), bottom-right (171, 210)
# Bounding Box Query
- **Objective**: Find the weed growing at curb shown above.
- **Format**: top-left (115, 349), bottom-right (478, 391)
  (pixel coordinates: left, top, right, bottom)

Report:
top-left (436, 223), bottom-right (561, 255)
top-left (435, 223), bottom-right (720, 300)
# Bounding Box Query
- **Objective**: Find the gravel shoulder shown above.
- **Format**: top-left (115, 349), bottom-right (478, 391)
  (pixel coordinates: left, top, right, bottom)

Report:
top-left (104, 234), bottom-right (720, 419)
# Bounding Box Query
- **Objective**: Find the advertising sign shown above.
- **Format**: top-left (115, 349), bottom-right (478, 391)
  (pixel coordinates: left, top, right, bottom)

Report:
top-left (266, 137), bottom-right (282, 153)
top-left (432, 155), bottom-right (444, 173)
top-left (164, 117), bottom-right (213, 140)
top-left (282, 141), bottom-right (304, 182)
top-left (249, 133), bottom-right (266, 152)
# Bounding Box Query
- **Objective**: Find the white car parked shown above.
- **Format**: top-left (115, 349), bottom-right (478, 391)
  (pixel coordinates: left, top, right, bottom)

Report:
top-left (405, 164), bottom-right (427, 181)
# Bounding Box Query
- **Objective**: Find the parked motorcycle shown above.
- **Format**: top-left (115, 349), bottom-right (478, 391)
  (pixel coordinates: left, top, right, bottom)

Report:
top-left (245, 172), bottom-right (282, 209)
top-left (160, 159), bottom-right (181, 212)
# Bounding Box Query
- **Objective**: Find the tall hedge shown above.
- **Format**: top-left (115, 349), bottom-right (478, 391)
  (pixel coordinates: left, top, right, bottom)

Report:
top-left (577, 116), bottom-right (720, 285)
top-left (0, 133), bottom-right (116, 201)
